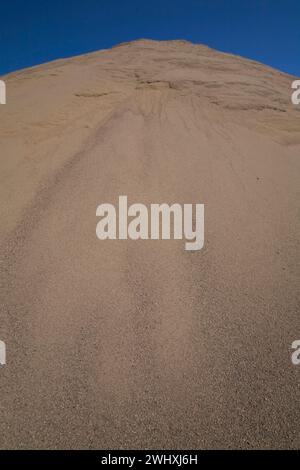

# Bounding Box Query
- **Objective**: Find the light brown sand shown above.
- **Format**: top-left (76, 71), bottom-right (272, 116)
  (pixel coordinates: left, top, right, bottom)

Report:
top-left (0, 39), bottom-right (300, 449)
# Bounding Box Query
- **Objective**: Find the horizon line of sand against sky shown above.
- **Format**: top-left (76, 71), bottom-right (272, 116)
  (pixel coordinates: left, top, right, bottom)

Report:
top-left (1, 38), bottom-right (300, 79)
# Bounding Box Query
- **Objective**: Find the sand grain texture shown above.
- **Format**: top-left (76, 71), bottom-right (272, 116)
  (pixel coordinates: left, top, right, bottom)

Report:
top-left (0, 40), bottom-right (299, 449)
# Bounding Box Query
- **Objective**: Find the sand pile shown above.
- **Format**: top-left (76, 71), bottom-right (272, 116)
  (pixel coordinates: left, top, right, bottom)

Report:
top-left (0, 39), bottom-right (299, 449)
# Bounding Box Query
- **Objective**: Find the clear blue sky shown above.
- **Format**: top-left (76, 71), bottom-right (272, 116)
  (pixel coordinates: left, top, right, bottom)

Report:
top-left (0, 0), bottom-right (299, 76)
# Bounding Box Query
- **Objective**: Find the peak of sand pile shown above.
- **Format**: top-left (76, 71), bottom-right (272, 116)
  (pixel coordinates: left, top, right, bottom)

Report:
top-left (1, 39), bottom-right (299, 240)
top-left (3, 38), bottom-right (300, 141)
top-left (0, 40), bottom-right (300, 449)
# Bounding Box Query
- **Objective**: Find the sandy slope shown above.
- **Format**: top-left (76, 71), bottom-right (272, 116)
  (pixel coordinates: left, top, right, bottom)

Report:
top-left (0, 39), bottom-right (299, 449)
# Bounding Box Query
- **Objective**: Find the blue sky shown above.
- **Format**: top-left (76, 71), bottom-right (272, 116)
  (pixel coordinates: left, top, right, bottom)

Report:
top-left (0, 0), bottom-right (299, 76)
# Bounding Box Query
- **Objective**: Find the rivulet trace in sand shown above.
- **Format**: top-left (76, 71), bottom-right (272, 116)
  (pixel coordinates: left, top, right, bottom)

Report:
top-left (0, 40), bottom-right (299, 449)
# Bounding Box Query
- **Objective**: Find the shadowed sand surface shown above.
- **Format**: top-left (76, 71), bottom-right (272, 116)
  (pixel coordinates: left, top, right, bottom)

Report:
top-left (0, 40), bottom-right (300, 449)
